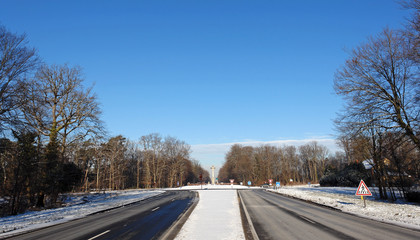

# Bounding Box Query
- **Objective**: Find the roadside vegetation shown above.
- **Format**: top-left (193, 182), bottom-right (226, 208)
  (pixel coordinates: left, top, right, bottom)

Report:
top-left (0, 26), bottom-right (208, 217)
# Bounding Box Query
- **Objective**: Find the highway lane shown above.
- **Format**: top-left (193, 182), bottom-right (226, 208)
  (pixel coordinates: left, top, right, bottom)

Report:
top-left (239, 189), bottom-right (420, 240)
top-left (8, 190), bottom-right (196, 240)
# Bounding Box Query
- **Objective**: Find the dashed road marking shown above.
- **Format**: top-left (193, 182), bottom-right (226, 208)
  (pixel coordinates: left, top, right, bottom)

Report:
top-left (88, 230), bottom-right (110, 240)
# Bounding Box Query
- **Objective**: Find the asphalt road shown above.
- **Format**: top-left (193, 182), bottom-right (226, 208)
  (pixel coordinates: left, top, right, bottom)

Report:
top-left (7, 190), bottom-right (196, 240)
top-left (239, 189), bottom-right (420, 240)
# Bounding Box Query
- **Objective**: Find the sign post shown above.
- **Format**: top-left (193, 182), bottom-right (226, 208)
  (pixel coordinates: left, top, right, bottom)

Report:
top-left (199, 174), bottom-right (203, 189)
top-left (355, 180), bottom-right (372, 208)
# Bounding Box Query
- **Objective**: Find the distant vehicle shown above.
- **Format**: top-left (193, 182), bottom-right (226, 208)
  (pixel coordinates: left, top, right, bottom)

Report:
top-left (261, 184), bottom-right (269, 188)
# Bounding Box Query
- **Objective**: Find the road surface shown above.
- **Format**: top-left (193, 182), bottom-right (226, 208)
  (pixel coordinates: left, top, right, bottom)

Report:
top-left (239, 189), bottom-right (420, 240)
top-left (8, 190), bottom-right (196, 240)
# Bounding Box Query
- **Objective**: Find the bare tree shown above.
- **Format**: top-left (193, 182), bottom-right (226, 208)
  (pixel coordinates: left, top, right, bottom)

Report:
top-left (255, 145), bottom-right (280, 183)
top-left (0, 25), bottom-right (38, 131)
top-left (298, 142), bottom-right (329, 183)
top-left (18, 64), bottom-right (103, 155)
top-left (124, 140), bottom-right (142, 189)
top-left (401, 0), bottom-right (420, 63)
top-left (140, 133), bottom-right (164, 188)
top-left (337, 135), bottom-right (371, 164)
top-left (139, 134), bottom-right (194, 188)
top-left (299, 144), bottom-right (315, 182)
top-left (71, 139), bottom-right (99, 192)
top-left (102, 136), bottom-right (127, 190)
top-left (163, 137), bottom-right (190, 187)
top-left (221, 144), bottom-right (302, 185)
top-left (334, 28), bottom-right (420, 150)
top-left (276, 146), bottom-right (299, 185)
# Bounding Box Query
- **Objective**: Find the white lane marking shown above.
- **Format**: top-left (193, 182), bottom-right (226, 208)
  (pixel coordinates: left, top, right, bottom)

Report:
top-left (152, 207), bottom-right (160, 212)
top-left (88, 230), bottom-right (110, 240)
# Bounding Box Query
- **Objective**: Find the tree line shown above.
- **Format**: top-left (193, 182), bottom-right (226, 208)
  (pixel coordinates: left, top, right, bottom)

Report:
top-left (0, 25), bottom-right (208, 216)
top-left (218, 141), bottom-right (336, 186)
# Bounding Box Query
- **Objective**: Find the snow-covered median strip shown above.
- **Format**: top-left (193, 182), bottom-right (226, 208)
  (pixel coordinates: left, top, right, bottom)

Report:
top-left (268, 186), bottom-right (420, 230)
top-left (175, 189), bottom-right (245, 240)
top-left (0, 190), bottom-right (164, 237)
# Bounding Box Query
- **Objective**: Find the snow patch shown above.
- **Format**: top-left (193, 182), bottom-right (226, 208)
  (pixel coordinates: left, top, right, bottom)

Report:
top-left (269, 186), bottom-right (420, 230)
top-left (0, 190), bottom-right (163, 237)
top-left (175, 189), bottom-right (245, 240)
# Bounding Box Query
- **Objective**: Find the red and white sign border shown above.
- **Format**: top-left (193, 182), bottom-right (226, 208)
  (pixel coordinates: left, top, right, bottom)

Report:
top-left (355, 180), bottom-right (372, 196)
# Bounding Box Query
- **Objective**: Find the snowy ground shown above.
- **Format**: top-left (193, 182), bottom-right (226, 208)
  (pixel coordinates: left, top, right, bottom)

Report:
top-left (174, 189), bottom-right (244, 240)
top-left (268, 185), bottom-right (420, 230)
top-left (1, 184), bottom-right (419, 239)
top-left (0, 190), bottom-right (164, 238)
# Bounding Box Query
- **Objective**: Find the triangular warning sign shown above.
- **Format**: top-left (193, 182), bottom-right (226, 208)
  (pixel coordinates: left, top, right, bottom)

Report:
top-left (355, 180), bottom-right (372, 196)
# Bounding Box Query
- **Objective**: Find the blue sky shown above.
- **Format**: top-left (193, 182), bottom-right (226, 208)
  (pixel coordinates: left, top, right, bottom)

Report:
top-left (0, 0), bottom-right (410, 169)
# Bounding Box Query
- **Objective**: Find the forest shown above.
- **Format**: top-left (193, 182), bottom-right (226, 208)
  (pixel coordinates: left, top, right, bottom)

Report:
top-left (219, 141), bottom-right (331, 185)
top-left (0, 25), bottom-right (209, 216)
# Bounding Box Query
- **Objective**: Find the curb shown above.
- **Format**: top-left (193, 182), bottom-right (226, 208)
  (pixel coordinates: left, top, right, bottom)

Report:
top-left (238, 190), bottom-right (259, 240)
top-left (158, 191), bottom-right (200, 240)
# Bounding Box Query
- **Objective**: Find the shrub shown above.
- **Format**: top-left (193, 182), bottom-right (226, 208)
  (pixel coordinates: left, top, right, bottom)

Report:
top-left (406, 191), bottom-right (420, 203)
top-left (320, 162), bottom-right (370, 187)
top-left (319, 173), bottom-right (338, 186)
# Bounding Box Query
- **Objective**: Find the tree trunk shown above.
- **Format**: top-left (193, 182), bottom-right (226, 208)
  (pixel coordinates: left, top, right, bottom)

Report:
top-left (36, 192), bottom-right (44, 208)
top-left (136, 160), bottom-right (140, 189)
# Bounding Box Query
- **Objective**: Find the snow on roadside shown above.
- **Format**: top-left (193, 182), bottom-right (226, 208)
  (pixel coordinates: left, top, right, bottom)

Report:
top-left (269, 186), bottom-right (420, 230)
top-left (172, 184), bottom-right (253, 191)
top-left (0, 190), bottom-right (164, 237)
top-left (4, 184), bottom-right (417, 239)
top-left (175, 188), bottom-right (245, 240)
